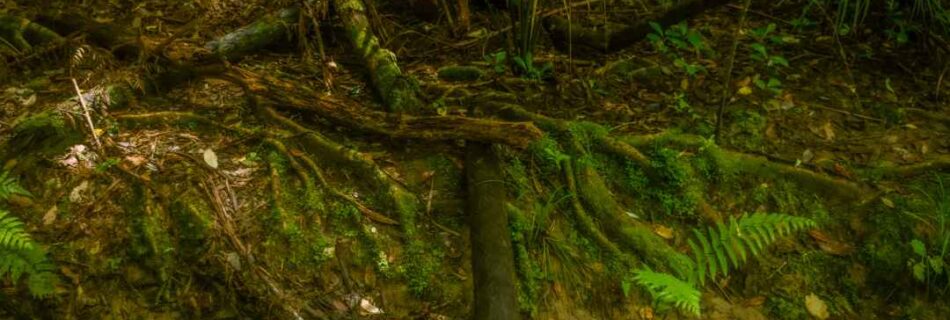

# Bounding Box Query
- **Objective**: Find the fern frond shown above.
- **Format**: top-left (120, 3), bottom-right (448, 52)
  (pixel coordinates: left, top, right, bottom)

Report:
top-left (0, 209), bottom-right (33, 251)
top-left (633, 269), bottom-right (701, 316)
top-left (0, 171), bottom-right (31, 200)
top-left (0, 209), bottom-right (57, 298)
top-left (689, 213), bottom-right (816, 285)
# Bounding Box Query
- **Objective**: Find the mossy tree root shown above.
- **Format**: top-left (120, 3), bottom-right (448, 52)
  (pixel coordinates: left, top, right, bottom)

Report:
top-left (238, 70), bottom-right (542, 148)
top-left (257, 106), bottom-right (436, 293)
top-left (333, 0), bottom-right (424, 113)
top-left (204, 8), bottom-right (300, 61)
top-left (0, 15), bottom-right (64, 53)
top-left (622, 132), bottom-right (872, 203)
top-left (481, 100), bottom-right (693, 275)
top-left (112, 162), bottom-right (323, 318)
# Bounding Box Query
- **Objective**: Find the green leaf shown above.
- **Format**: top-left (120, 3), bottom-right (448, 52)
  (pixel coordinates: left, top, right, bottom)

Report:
top-left (912, 262), bottom-right (926, 282)
top-left (649, 22), bottom-right (663, 36)
top-left (911, 239), bottom-right (927, 257)
top-left (769, 56), bottom-right (789, 67)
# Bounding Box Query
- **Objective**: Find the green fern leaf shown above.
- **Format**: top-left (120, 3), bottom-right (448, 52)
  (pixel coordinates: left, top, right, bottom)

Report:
top-left (0, 209), bottom-right (57, 298)
top-left (0, 171), bottom-right (30, 200)
top-left (0, 209), bottom-right (33, 251)
top-left (688, 213), bottom-right (816, 283)
top-left (633, 269), bottom-right (701, 316)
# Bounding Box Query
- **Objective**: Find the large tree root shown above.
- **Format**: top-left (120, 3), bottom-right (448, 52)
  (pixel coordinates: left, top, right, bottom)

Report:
top-left (333, 0), bottom-right (424, 113)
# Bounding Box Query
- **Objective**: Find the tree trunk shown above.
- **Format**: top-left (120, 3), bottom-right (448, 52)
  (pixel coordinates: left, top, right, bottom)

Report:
top-left (466, 143), bottom-right (520, 320)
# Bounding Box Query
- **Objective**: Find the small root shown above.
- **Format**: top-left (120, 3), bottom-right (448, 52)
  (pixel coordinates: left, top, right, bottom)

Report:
top-left (266, 137), bottom-right (399, 225)
top-left (114, 111), bottom-right (258, 136)
top-left (562, 159), bottom-right (625, 260)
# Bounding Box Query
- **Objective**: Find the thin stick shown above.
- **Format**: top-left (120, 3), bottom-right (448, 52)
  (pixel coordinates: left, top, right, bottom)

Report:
top-left (715, 0), bottom-right (751, 142)
top-left (71, 78), bottom-right (102, 149)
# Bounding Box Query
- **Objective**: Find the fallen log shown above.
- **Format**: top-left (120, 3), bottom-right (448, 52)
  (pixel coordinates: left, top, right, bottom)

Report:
top-left (544, 0), bottom-right (730, 54)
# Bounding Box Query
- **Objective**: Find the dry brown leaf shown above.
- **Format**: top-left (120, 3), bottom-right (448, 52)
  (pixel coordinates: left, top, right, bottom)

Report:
top-left (42, 206), bottom-right (58, 226)
top-left (125, 155), bottom-right (147, 167)
top-left (809, 229), bottom-right (854, 256)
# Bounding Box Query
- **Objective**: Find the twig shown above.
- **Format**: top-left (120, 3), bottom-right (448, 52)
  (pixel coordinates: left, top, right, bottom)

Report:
top-left (810, 105), bottom-right (884, 123)
top-left (715, 0), bottom-right (751, 143)
top-left (71, 78), bottom-right (102, 150)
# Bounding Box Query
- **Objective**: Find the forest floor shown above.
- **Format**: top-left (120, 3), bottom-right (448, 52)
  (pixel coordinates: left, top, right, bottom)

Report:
top-left (1, 0), bottom-right (949, 319)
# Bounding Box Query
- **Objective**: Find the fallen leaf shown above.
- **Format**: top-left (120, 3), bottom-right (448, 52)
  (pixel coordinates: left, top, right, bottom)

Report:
top-left (744, 296), bottom-right (767, 307)
top-left (653, 225), bottom-right (674, 240)
top-left (69, 181), bottom-right (89, 203)
top-left (42, 206), bottom-right (58, 226)
top-left (203, 149), bottom-right (219, 169)
top-left (125, 155), bottom-right (147, 167)
top-left (805, 294), bottom-right (829, 319)
top-left (808, 229), bottom-right (854, 255)
top-left (738, 86), bottom-right (753, 95)
top-left (821, 122), bottom-right (836, 141)
top-left (881, 197), bottom-right (895, 208)
top-left (359, 298), bottom-right (383, 315)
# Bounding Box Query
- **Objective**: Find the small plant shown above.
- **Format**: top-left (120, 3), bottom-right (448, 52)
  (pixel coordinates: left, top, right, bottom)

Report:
top-left (746, 23), bottom-right (790, 95)
top-left (908, 239), bottom-right (947, 291)
top-left (647, 21), bottom-right (711, 76)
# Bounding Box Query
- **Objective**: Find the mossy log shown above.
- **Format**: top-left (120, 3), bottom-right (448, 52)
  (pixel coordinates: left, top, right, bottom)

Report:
top-left (544, 0), bottom-right (729, 54)
top-left (0, 15), bottom-right (64, 52)
top-left (467, 143), bottom-right (520, 320)
top-left (239, 70), bottom-right (543, 148)
top-left (333, 0), bottom-right (424, 113)
top-left (204, 8), bottom-right (299, 61)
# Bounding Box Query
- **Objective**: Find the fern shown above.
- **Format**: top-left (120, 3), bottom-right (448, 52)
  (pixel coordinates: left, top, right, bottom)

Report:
top-left (631, 213), bottom-right (816, 316)
top-left (688, 213), bottom-right (816, 285)
top-left (0, 171), bottom-right (31, 200)
top-left (0, 173), bottom-right (56, 298)
top-left (633, 269), bottom-right (701, 316)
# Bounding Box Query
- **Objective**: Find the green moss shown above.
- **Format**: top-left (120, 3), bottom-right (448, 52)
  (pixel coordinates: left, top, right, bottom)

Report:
top-left (767, 295), bottom-right (809, 320)
top-left (6, 111), bottom-right (83, 161)
top-left (723, 109), bottom-right (767, 151)
top-left (508, 204), bottom-right (545, 315)
top-left (169, 196), bottom-right (213, 259)
top-left (437, 65), bottom-right (485, 82)
top-left (528, 135), bottom-right (568, 173)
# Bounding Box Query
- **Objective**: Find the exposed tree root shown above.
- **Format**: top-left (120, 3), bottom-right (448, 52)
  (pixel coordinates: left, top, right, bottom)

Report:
top-left (204, 8), bottom-right (300, 61)
top-left (265, 137), bottom-right (399, 225)
top-left (235, 69), bottom-right (542, 148)
top-left (113, 111), bottom-right (258, 136)
top-left (333, 0), bottom-right (424, 113)
top-left (622, 132), bottom-right (872, 203)
top-left (0, 15), bottom-right (64, 53)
